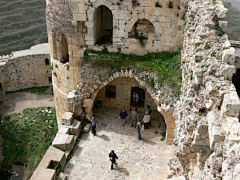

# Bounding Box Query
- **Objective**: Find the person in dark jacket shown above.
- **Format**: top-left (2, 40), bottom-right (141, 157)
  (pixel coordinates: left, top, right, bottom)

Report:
top-left (119, 108), bottom-right (128, 126)
top-left (109, 150), bottom-right (118, 170)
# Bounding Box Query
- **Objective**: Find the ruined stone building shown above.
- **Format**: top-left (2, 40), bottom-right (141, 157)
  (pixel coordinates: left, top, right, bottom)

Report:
top-left (43, 0), bottom-right (240, 179)
top-left (0, 0), bottom-right (236, 179)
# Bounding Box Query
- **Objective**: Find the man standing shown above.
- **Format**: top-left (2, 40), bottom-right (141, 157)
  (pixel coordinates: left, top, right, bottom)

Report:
top-left (119, 108), bottom-right (128, 126)
top-left (136, 119), bottom-right (142, 140)
top-left (109, 150), bottom-right (118, 170)
top-left (91, 117), bottom-right (98, 136)
top-left (133, 92), bottom-right (139, 107)
top-left (131, 108), bottom-right (139, 128)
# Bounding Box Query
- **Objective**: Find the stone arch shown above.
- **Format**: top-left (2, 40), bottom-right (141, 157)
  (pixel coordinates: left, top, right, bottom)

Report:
top-left (128, 19), bottom-right (155, 39)
top-left (79, 70), bottom-right (175, 145)
top-left (52, 30), bottom-right (69, 61)
top-left (93, 5), bottom-right (113, 45)
top-left (125, 13), bottom-right (153, 32)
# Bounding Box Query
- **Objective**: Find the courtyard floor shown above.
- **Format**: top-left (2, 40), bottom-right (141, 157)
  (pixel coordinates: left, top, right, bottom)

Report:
top-left (64, 107), bottom-right (173, 180)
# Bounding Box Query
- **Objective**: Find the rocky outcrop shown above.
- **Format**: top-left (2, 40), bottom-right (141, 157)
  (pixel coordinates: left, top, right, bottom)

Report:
top-left (169, 0), bottom-right (240, 179)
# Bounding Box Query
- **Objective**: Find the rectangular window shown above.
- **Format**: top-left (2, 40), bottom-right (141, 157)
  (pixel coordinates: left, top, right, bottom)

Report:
top-left (49, 77), bottom-right (52, 83)
top-left (105, 85), bottom-right (116, 98)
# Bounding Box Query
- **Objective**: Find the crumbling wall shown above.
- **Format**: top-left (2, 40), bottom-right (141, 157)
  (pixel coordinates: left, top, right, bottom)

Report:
top-left (169, 0), bottom-right (240, 179)
top-left (0, 43), bottom-right (51, 92)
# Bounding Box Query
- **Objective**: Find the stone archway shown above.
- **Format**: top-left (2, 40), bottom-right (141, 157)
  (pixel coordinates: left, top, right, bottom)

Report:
top-left (68, 70), bottom-right (177, 145)
top-left (94, 5), bottom-right (113, 45)
top-left (53, 30), bottom-right (69, 61)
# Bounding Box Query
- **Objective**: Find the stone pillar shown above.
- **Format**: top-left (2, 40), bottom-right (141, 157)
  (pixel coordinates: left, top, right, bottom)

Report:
top-left (158, 107), bottom-right (176, 145)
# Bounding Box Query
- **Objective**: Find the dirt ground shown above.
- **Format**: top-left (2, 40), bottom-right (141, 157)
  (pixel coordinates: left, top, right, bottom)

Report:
top-left (0, 92), bottom-right (54, 118)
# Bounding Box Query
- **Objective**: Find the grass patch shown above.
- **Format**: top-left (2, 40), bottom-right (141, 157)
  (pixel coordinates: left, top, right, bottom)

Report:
top-left (6, 86), bottom-right (51, 95)
top-left (0, 107), bottom-right (58, 179)
top-left (84, 50), bottom-right (182, 97)
top-left (161, 132), bottom-right (166, 141)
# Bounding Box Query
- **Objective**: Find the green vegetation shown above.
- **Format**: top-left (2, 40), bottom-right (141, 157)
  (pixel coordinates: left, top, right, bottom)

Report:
top-left (67, 64), bottom-right (70, 70)
top-left (155, 2), bottom-right (162, 8)
top-left (84, 50), bottom-right (182, 97)
top-left (161, 132), bottom-right (166, 141)
top-left (223, 2), bottom-right (240, 41)
top-left (168, 1), bottom-right (173, 8)
top-left (0, 107), bottom-right (58, 179)
top-left (212, 0), bottom-right (217, 5)
top-left (205, 43), bottom-right (211, 49)
top-left (211, 51), bottom-right (217, 57)
top-left (6, 86), bottom-right (52, 95)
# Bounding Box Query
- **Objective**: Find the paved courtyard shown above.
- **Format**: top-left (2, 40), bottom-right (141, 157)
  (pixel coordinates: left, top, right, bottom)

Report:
top-left (64, 107), bottom-right (173, 180)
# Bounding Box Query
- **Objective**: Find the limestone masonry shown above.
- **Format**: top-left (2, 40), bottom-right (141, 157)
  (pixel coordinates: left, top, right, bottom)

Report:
top-left (0, 43), bottom-right (52, 92)
top-left (8, 0), bottom-right (240, 179)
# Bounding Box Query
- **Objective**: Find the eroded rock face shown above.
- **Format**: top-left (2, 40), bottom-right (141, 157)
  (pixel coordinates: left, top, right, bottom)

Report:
top-left (168, 0), bottom-right (240, 179)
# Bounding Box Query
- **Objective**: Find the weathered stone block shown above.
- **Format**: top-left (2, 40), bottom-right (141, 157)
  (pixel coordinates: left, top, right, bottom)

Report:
top-left (221, 91), bottom-right (240, 118)
top-left (61, 112), bottom-right (73, 126)
top-left (72, 120), bottom-right (82, 135)
top-left (30, 146), bottom-right (65, 180)
top-left (83, 98), bottom-right (94, 108)
top-left (222, 47), bottom-right (235, 65)
top-left (66, 135), bottom-right (75, 150)
top-left (58, 126), bottom-right (70, 134)
top-left (83, 123), bottom-right (91, 133)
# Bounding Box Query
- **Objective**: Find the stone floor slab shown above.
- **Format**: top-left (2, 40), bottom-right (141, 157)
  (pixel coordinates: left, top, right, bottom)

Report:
top-left (64, 107), bottom-right (173, 180)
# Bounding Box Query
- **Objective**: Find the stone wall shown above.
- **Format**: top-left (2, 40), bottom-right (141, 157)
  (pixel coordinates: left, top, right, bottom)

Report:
top-left (168, 0), bottom-right (240, 179)
top-left (46, 0), bottom-right (185, 130)
top-left (0, 43), bottom-right (51, 92)
top-left (73, 0), bottom-right (184, 55)
top-left (95, 77), bottom-right (157, 110)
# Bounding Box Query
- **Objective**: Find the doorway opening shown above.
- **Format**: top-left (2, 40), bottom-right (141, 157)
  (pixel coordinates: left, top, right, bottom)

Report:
top-left (94, 5), bottom-right (113, 45)
top-left (233, 68), bottom-right (240, 98)
top-left (131, 86), bottom-right (145, 107)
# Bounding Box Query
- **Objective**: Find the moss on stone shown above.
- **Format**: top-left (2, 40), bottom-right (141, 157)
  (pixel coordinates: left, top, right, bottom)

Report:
top-left (84, 50), bottom-right (182, 97)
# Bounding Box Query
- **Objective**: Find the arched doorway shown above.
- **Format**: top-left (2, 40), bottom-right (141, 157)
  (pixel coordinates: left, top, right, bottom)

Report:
top-left (53, 31), bottom-right (69, 62)
top-left (233, 68), bottom-right (240, 97)
top-left (94, 5), bottom-right (113, 45)
top-left (128, 19), bottom-right (155, 47)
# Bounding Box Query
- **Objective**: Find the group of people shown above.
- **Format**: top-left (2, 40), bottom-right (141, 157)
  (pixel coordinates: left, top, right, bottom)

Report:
top-left (118, 105), bottom-right (152, 140)
top-left (91, 105), bottom-right (152, 170)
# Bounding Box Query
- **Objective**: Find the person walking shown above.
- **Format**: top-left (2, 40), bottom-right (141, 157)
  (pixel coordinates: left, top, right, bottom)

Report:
top-left (136, 119), bottom-right (142, 140)
top-left (91, 117), bottom-right (98, 136)
top-left (119, 108), bottom-right (128, 126)
top-left (133, 92), bottom-right (139, 107)
top-left (109, 150), bottom-right (118, 170)
top-left (131, 108), bottom-right (139, 128)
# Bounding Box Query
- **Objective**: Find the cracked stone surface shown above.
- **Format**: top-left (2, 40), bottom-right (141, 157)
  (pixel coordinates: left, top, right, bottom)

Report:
top-left (64, 107), bottom-right (173, 180)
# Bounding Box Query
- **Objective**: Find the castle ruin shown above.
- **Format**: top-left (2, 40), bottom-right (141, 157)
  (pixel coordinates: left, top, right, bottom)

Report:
top-left (1, 0), bottom-right (239, 179)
